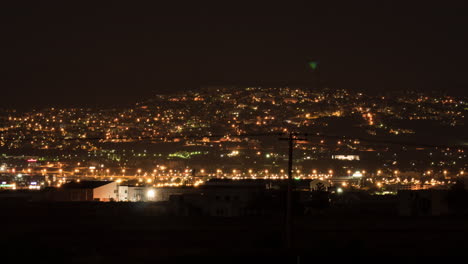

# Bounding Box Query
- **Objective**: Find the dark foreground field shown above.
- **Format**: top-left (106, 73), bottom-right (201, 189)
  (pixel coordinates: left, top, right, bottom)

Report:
top-left (1, 201), bottom-right (468, 263)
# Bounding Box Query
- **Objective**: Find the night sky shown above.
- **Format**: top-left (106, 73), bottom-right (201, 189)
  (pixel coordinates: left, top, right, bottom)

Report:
top-left (1, 1), bottom-right (467, 109)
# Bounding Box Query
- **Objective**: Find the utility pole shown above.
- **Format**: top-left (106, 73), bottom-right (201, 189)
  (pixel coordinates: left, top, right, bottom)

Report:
top-left (279, 132), bottom-right (307, 250)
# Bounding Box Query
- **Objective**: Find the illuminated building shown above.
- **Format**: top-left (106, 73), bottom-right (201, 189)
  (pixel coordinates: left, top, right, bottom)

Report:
top-left (47, 181), bottom-right (117, 202)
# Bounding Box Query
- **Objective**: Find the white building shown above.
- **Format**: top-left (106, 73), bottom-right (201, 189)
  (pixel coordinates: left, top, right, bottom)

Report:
top-left (92, 181), bottom-right (118, 201)
top-left (52, 181), bottom-right (118, 202)
top-left (117, 185), bottom-right (129, 201)
top-left (117, 186), bottom-right (158, 202)
top-left (332, 155), bottom-right (360, 161)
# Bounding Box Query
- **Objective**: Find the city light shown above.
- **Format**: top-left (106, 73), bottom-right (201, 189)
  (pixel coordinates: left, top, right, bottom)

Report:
top-left (0, 86), bottom-right (464, 198)
top-left (147, 190), bottom-right (155, 199)
top-left (352, 171), bottom-right (363, 177)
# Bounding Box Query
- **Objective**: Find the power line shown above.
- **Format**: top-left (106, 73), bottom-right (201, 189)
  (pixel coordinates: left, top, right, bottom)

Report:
top-left (4, 132), bottom-right (467, 150)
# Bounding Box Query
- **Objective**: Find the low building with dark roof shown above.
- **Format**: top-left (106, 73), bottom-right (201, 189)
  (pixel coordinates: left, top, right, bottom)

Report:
top-left (47, 181), bottom-right (117, 202)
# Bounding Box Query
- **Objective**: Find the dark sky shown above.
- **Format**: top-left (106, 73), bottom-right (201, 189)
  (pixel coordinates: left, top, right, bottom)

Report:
top-left (1, 1), bottom-right (467, 109)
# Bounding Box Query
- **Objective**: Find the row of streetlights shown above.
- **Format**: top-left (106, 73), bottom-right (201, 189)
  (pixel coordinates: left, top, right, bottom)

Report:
top-left (12, 167), bottom-right (466, 178)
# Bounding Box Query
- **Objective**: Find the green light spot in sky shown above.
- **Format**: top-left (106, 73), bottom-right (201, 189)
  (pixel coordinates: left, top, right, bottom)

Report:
top-left (309, 61), bottom-right (318, 70)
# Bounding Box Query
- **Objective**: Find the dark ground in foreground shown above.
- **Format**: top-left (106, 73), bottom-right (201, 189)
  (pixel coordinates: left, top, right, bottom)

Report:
top-left (1, 202), bottom-right (467, 263)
